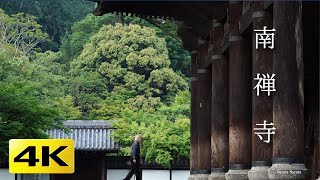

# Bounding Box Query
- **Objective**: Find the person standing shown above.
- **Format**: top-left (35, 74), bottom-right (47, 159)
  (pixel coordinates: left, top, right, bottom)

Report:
top-left (123, 134), bottom-right (142, 180)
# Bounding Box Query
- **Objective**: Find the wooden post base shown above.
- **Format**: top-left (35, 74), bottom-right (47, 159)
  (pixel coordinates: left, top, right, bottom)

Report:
top-left (225, 169), bottom-right (249, 180)
top-left (248, 166), bottom-right (269, 180)
top-left (209, 172), bottom-right (226, 180)
top-left (268, 163), bottom-right (308, 180)
top-left (194, 174), bottom-right (210, 180)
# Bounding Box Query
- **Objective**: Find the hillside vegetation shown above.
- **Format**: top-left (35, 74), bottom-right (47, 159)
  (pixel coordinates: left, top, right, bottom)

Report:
top-left (0, 2), bottom-right (191, 167)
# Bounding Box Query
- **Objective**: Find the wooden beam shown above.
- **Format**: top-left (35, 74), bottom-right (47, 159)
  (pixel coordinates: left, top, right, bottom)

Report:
top-left (239, 8), bottom-right (253, 35)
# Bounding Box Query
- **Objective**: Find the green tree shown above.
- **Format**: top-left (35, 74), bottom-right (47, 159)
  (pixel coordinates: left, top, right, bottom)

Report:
top-left (70, 23), bottom-right (188, 117)
top-left (113, 90), bottom-right (190, 167)
top-left (0, 50), bottom-right (64, 162)
top-left (0, 7), bottom-right (192, 168)
top-left (56, 95), bottom-right (82, 120)
top-left (159, 90), bottom-right (190, 121)
top-left (60, 14), bottom-right (191, 77)
top-left (113, 110), bottom-right (190, 167)
top-left (68, 70), bottom-right (106, 118)
top-left (0, 0), bottom-right (94, 51)
top-left (60, 14), bottom-right (120, 63)
top-left (123, 16), bottom-right (191, 77)
top-left (33, 51), bottom-right (82, 120)
top-left (0, 9), bottom-right (70, 158)
top-left (0, 9), bottom-right (49, 55)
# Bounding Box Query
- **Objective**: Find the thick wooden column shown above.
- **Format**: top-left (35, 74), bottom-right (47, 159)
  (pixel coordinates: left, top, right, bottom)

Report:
top-left (190, 49), bottom-right (199, 180)
top-left (209, 20), bottom-right (229, 180)
top-left (268, 2), bottom-right (307, 179)
top-left (317, 85), bottom-right (320, 180)
top-left (196, 40), bottom-right (212, 179)
top-left (317, 65), bottom-right (320, 179)
top-left (316, 88), bottom-right (320, 179)
top-left (248, 3), bottom-right (273, 180)
top-left (226, 2), bottom-right (252, 180)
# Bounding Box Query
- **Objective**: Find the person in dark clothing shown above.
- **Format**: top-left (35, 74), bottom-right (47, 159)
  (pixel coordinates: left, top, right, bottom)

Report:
top-left (123, 134), bottom-right (142, 180)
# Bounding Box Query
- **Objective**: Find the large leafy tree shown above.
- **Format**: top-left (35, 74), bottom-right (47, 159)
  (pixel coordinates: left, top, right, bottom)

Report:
top-left (64, 19), bottom-right (191, 166)
top-left (60, 14), bottom-right (191, 77)
top-left (0, 9), bottom-right (49, 55)
top-left (70, 23), bottom-right (188, 117)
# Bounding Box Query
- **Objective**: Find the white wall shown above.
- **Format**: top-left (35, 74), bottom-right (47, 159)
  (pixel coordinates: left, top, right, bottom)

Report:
top-left (0, 168), bottom-right (189, 180)
top-left (107, 169), bottom-right (134, 180)
top-left (1, 168), bottom-right (190, 180)
top-left (142, 170), bottom-right (170, 180)
top-left (172, 170), bottom-right (189, 180)
top-left (20, 174), bottom-right (50, 180)
top-left (107, 169), bottom-right (189, 180)
top-left (0, 169), bottom-right (15, 180)
top-left (0, 169), bottom-right (51, 180)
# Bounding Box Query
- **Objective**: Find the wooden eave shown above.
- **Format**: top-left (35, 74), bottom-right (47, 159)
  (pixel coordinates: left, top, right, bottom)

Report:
top-left (90, 1), bottom-right (228, 38)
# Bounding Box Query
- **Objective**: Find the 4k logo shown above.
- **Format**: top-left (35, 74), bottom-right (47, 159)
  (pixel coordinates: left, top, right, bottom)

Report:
top-left (9, 139), bottom-right (74, 174)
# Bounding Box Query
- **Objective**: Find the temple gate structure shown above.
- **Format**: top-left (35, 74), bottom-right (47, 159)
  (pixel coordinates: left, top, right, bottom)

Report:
top-left (89, 1), bottom-right (319, 179)
top-left (47, 120), bottom-right (119, 180)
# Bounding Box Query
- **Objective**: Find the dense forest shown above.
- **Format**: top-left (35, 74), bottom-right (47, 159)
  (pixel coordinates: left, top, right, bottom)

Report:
top-left (0, 0), bottom-right (191, 167)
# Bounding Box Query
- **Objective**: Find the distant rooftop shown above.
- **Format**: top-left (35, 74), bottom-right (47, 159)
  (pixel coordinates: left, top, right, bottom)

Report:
top-left (47, 120), bottom-right (119, 152)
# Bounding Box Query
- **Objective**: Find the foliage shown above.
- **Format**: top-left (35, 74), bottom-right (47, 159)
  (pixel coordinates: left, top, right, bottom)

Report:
top-left (0, 7), bottom-right (191, 168)
top-left (67, 21), bottom-right (192, 165)
top-left (0, 9), bottom-right (49, 55)
top-left (56, 95), bottom-right (82, 120)
top-left (145, 18), bottom-right (191, 77)
top-left (0, 50), bottom-right (64, 160)
top-left (68, 70), bottom-right (106, 118)
top-left (159, 90), bottom-right (190, 121)
top-left (70, 23), bottom-right (188, 117)
top-left (33, 51), bottom-right (66, 74)
top-left (114, 117), bottom-right (190, 168)
top-left (0, 0), bottom-right (94, 51)
top-left (60, 14), bottom-right (191, 77)
top-left (60, 14), bottom-right (121, 63)
top-left (0, 9), bottom-right (74, 156)
top-left (113, 91), bottom-right (190, 167)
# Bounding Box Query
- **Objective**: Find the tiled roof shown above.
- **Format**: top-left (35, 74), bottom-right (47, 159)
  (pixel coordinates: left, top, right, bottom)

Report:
top-left (47, 120), bottom-right (120, 151)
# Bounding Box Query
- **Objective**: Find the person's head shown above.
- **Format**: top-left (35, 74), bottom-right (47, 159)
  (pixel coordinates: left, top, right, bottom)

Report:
top-left (135, 134), bottom-right (142, 142)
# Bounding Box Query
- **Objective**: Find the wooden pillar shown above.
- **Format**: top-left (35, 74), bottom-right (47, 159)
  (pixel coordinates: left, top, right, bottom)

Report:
top-left (226, 2), bottom-right (252, 180)
top-left (227, 30), bottom-right (252, 176)
top-left (312, 72), bottom-right (320, 180)
top-left (190, 49), bottom-right (199, 180)
top-left (317, 81), bottom-right (320, 180)
top-left (272, 0), bottom-right (303, 163)
top-left (196, 40), bottom-right (212, 179)
top-left (248, 3), bottom-right (273, 180)
top-left (314, 97), bottom-right (320, 180)
top-left (268, 2), bottom-right (307, 179)
top-left (209, 20), bottom-right (229, 180)
top-left (317, 59), bottom-right (320, 178)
